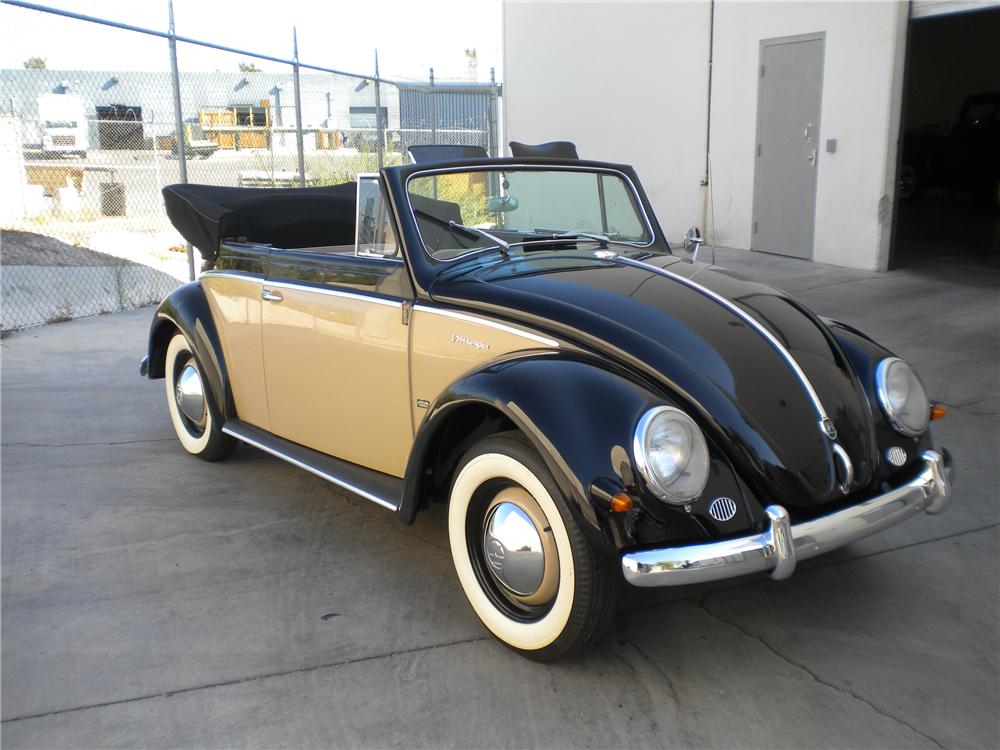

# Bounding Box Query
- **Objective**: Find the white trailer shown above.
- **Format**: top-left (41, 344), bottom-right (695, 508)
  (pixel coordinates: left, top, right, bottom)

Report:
top-left (37, 93), bottom-right (88, 158)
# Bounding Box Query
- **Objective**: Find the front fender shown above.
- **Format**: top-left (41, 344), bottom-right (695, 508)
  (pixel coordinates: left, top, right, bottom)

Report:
top-left (398, 352), bottom-right (751, 554)
top-left (145, 281), bottom-right (234, 421)
top-left (824, 318), bottom-right (936, 465)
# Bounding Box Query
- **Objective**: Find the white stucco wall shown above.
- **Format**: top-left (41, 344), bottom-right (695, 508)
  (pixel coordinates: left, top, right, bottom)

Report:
top-left (502, 1), bottom-right (712, 246)
top-left (502, 1), bottom-right (908, 270)
top-left (709, 1), bottom-right (908, 269)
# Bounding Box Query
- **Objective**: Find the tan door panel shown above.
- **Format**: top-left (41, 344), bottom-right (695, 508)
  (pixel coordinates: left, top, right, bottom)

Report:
top-left (201, 274), bottom-right (270, 430)
top-left (262, 284), bottom-right (412, 478)
top-left (410, 306), bottom-right (562, 431)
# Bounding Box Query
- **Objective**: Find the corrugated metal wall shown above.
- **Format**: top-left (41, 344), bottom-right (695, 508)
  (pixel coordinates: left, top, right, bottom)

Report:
top-left (397, 83), bottom-right (499, 154)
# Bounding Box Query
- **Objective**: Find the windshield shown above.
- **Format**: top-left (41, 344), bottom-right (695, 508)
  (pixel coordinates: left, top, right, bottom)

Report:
top-left (406, 168), bottom-right (652, 261)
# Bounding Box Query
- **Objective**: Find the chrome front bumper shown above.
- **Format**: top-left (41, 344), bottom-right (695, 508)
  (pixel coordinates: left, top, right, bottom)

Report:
top-left (621, 449), bottom-right (954, 587)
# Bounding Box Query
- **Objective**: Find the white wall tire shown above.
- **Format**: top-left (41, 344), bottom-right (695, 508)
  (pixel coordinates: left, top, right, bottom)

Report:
top-left (448, 433), bottom-right (618, 660)
top-left (164, 333), bottom-right (234, 461)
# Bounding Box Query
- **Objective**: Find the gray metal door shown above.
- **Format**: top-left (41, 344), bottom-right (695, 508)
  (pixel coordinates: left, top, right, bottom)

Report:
top-left (752, 33), bottom-right (825, 259)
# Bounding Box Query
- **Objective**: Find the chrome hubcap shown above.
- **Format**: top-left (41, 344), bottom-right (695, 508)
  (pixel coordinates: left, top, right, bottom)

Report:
top-left (175, 363), bottom-right (206, 426)
top-left (481, 488), bottom-right (558, 607)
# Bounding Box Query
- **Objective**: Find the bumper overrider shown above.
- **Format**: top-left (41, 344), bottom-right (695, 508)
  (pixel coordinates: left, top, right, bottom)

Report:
top-left (622, 449), bottom-right (954, 587)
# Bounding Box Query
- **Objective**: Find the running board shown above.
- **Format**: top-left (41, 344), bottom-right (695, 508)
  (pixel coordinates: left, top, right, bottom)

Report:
top-left (222, 420), bottom-right (402, 511)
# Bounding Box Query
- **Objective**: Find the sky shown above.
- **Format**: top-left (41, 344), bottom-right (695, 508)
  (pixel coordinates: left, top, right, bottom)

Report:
top-left (0, 0), bottom-right (503, 82)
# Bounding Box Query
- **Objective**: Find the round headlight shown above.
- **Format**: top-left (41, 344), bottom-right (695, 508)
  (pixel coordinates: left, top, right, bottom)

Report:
top-left (633, 406), bottom-right (710, 504)
top-left (876, 357), bottom-right (930, 437)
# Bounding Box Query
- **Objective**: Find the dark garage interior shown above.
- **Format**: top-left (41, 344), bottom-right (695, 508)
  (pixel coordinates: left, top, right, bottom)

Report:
top-left (893, 7), bottom-right (1000, 270)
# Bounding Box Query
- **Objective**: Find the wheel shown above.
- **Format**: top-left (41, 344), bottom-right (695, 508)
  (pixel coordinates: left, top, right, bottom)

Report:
top-left (164, 333), bottom-right (234, 461)
top-left (448, 433), bottom-right (619, 660)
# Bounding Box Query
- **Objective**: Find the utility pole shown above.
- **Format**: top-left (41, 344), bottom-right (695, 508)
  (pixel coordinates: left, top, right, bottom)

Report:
top-left (292, 27), bottom-right (306, 187)
top-left (374, 49), bottom-right (383, 171)
top-left (430, 66), bottom-right (437, 145)
top-left (167, 0), bottom-right (194, 281)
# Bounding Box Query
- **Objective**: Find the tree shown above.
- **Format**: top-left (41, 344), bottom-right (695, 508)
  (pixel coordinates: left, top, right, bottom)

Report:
top-left (23, 57), bottom-right (46, 69)
top-left (238, 62), bottom-right (261, 73)
top-left (464, 48), bottom-right (478, 81)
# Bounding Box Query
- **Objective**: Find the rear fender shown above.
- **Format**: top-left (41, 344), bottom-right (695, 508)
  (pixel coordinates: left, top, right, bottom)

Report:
top-left (145, 281), bottom-right (234, 421)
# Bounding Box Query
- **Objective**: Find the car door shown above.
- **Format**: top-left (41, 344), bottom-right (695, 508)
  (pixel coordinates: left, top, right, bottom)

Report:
top-left (260, 178), bottom-right (415, 478)
top-left (201, 243), bottom-right (272, 431)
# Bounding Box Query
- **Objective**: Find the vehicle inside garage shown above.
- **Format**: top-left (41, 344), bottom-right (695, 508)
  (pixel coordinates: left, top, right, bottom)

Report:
top-left (893, 6), bottom-right (1000, 270)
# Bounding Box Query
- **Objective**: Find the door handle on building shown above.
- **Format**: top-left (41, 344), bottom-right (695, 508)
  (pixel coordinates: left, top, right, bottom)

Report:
top-left (807, 149), bottom-right (817, 166)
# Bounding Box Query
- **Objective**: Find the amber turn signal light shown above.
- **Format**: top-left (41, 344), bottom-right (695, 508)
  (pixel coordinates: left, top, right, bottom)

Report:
top-left (610, 492), bottom-right (634, 513)
top-left (930, 403), bottom-right (947, 421)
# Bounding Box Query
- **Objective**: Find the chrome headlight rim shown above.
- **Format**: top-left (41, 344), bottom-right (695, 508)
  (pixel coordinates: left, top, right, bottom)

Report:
top-left (875, 357), bottom-right (930, 437)
top-left (632, 405), bottom-right (711, 505)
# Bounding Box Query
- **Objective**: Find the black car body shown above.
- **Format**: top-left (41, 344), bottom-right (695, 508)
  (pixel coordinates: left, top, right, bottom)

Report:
top-left (144, 154), bottom-right (954, 659)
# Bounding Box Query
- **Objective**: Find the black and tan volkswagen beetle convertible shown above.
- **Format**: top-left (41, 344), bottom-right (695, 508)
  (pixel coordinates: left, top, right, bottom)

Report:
top-left (143, 146), bottom-right (954, 660)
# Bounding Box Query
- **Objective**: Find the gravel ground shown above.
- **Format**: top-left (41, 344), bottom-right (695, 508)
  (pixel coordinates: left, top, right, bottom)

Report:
top-left (0, 229), bottom-right (135, 267)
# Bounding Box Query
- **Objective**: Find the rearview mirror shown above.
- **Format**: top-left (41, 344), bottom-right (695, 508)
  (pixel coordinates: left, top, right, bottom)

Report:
top-left (486, 195), bottom-right (519, 213)
top-left (681, 226), bottom-right (704, 263)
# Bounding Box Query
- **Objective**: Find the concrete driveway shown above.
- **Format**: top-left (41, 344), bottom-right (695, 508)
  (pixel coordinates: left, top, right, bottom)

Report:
top-left (2, 248), bottom-right (997, 749)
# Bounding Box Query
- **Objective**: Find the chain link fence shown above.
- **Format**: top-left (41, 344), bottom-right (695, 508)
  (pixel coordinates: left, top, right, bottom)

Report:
top-left (0, 1), bottom-right (501, 333)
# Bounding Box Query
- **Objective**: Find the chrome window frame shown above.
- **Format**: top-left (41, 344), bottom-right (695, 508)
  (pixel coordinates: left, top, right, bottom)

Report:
top-left (403, 164), bottom-right (657, 264)
top-left (355, 172), bottom-right (403, 262)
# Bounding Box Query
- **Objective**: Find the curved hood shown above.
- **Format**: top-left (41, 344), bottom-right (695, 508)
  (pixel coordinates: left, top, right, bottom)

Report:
top-left (429, 253), bottom-right (878, 511)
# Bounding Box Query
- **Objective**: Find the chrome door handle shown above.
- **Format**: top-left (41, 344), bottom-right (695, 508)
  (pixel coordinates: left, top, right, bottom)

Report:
top-left (262, 289), bottom-right (283, 302)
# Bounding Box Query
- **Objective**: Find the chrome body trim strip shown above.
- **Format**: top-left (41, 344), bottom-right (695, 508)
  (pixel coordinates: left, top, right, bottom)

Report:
top-left (221, 423), bottom-right (399, 511)
top-left (831, 442), bottom-right (854, 493)
top-left (203, 271), bottom-right (403, 307)
top-left (263, 279), bottom-right (403, 308)
top-left (413, 304), bottom-right (560, 348)
top-left (200, 270), bottom-right (264, 283)
top-left (618, 257), bottom-right (833, 435)
top-left (621, 450), bottom-right (953, 587)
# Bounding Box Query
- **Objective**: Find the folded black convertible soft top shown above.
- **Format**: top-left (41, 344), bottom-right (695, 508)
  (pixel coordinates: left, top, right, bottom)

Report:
top-left (162, 182), bottom-right (357, 263)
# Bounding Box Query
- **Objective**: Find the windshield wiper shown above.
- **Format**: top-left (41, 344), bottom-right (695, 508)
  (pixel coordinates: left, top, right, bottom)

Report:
top-left (413, 207), bottom-right (478, 237)
top-left (447, 230), bottom-right (638, 260)
top-left (551, 230), bottom-right (610, 247)
top-left (448, 221), bottom-right (510, 258)
top-left (532, 228), bottom-right (647, 250)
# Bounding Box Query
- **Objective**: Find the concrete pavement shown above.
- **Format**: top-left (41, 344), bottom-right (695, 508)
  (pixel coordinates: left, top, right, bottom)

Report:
top-left (2, 247), bottom-right (997, 748)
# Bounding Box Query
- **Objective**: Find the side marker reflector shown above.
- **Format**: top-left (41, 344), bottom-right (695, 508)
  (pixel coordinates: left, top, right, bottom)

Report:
top-left (610, 492), bottom-right (633, 513)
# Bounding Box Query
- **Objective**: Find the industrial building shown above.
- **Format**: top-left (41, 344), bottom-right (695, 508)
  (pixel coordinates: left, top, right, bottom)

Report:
top-left (503, 1), bottom-right (1000, 271)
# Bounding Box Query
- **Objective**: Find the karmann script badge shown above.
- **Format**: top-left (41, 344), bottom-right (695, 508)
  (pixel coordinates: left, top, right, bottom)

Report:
top-left (452, 334), bottom-right (491, 351)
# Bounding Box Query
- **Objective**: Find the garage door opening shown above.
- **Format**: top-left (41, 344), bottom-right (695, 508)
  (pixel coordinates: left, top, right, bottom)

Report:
top-left (892, 6), bottom-right (1000, 270)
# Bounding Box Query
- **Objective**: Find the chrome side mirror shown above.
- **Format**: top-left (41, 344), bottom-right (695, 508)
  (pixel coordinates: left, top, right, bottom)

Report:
top-left (681, 226), bottom-right (704, 263)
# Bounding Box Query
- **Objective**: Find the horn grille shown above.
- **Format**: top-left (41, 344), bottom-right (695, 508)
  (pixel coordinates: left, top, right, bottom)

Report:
top-left (886, 446), bottom-right (907, 467)
top-left (708, 496), bottom-right (738, 522)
